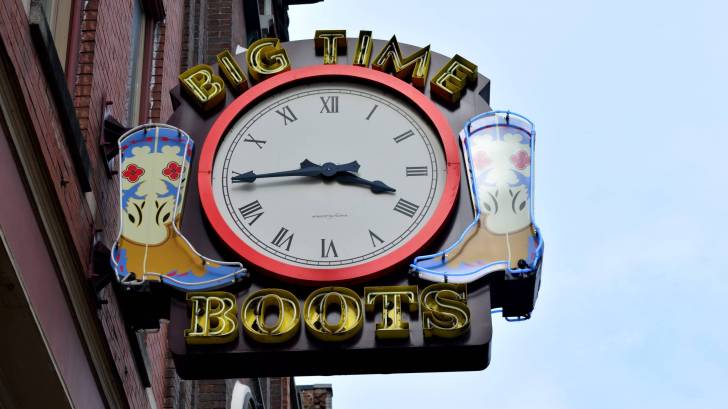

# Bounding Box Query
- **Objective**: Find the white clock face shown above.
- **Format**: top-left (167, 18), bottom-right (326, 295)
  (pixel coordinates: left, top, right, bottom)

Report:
top-left (210, 80), bottom-right (447, 270)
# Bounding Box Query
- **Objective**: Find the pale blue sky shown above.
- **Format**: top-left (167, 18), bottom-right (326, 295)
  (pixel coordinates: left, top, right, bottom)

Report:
top-left (289, 1), bottom-right (728, 408)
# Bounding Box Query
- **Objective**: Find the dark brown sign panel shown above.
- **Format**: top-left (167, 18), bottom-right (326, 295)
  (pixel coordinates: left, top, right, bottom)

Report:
top-left (168, 280), bottom-right (493, 378)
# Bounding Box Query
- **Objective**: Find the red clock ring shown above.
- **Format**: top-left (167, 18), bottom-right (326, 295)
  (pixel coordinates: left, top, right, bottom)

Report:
top-left (198, 64), bottom-right (460, 285)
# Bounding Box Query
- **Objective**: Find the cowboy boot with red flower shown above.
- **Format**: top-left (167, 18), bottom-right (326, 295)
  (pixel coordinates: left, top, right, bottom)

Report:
top-left (412, 112), bottom-right (542, 283)
top-left (111, 124), bottom-right (246, 290)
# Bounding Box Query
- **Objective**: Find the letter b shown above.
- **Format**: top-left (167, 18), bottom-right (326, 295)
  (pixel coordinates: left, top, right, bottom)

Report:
top-left (185, 292), bottom-right (238, 345)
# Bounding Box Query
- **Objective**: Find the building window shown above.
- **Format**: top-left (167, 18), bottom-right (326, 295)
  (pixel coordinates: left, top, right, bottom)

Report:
top-left (127, 0), bottom-right (154, 126)
top-left (41, 0), bottom-right (73, 72)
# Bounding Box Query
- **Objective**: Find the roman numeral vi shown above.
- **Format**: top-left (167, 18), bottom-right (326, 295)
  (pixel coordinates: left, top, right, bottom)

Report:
top-left (321, 239), bottom-right (338, 258)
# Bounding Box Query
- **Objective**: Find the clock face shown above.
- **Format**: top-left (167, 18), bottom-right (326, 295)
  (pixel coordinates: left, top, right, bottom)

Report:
top-left (199, 66), bottom-right (460, 283)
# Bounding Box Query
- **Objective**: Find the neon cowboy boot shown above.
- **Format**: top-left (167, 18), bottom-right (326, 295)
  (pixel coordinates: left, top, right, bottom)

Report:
top-left (411, 111), bottom-right (543, 283)
top-left (111, 124), bottom-right (246, 290)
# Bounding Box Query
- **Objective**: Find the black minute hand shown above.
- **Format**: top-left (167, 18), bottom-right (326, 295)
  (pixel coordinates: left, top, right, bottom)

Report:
top-left (231, 160), bottom-right (360, 183)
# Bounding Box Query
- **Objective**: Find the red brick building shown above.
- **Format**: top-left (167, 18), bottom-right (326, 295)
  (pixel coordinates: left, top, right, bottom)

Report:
top-left (0, 0), bottom-right (322, 408)
top-left (297, 385), bottom-right (333, 409)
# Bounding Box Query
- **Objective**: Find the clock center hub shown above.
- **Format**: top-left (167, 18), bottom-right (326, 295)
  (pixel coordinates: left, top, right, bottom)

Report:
top-left (321, 162), bottom-right (338, 177)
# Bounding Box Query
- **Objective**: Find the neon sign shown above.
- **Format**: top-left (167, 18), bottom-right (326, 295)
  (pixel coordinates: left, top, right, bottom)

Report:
top-left (184, 284), bottom-right (470, 345)
top-left (178, 30), bottom-right (478, 112)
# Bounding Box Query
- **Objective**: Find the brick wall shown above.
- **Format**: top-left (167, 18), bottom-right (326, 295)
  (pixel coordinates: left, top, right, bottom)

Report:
top-left (196, 379), bottom-right (228, 408)
top-left (145, 322), bottom-right (170, 408)
top-left (164, 359), bottom-right (194, 409)
top-left (97, 287), bottom-right (151, 409)
top-left (0, 0), bottom-right (145, 407)
top-left (76, 0), bottom-right (185, 407)
top-left (75, 0), bottom-right (133, 249)
top-left (74, 0), bottom-right (150, 407)
top-left (270, 377), bottom-right (292, 409)
top-left (159, 0), bottom-right (184, 122)
top-left (146, 2), bottom-right (185, 406)
top-left (3, 0), bottom-right (314, 407)
top-left (0, 0), bottom-right (94, 270)
top-left (148, 21), bottom-right (166, 122)
top-left (180, 0), bottom-right (203, 70)
top-left (149, 0), bottom-right (183, 122)
top-left (181, 0), bottom-right (239, 71)
top-left (204, 0), bottom-right (232, 62)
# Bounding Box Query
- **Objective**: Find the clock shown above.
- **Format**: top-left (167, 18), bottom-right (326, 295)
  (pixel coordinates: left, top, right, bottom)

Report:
top-left (198, 65), bottom-right (460, 284)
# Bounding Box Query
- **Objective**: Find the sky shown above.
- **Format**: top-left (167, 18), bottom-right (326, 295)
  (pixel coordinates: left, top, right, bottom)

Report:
top-left (288, 1), bottom-right (728, 408)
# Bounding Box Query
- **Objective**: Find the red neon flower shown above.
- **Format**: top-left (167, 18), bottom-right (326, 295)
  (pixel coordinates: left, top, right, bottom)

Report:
top-left (162, 161), bottom-right (182, 180)
top-left (121, 164), bottom-right (145, 183)
top-left (511, 150), bottom-right (530, 170)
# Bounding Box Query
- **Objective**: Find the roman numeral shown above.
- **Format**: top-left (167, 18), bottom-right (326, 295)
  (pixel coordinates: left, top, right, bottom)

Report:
top-left (243, 133), bottom-right (266, 149)
top-left (368, 230), bottom-right (384, 247)
top-left (238, 200), bottom-right (264, 226)
top-left (271, 227), bottom-right (294, 251)
top-left (406, 166), bottom-right (428, 176)
top-left (393, 129), bottom-right (414, 143)
top-left (275, 105), bottom-right (298, 125)
top-left (320, 239), bottom-right (338, 258)
top-left (320, 96), bottom-right (339, 113)
top-left (393, 198), bottom-right (419, 218)
top-left (365, 104), bottom-right (378, 120)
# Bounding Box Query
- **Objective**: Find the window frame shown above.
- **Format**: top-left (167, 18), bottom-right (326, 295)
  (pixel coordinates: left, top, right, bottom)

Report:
top-left (40, 0), bottom-right (82, 92)
top-left (137, 17), bottom-right (155, 124)
top-left (126, 1), bottom-right (155, 127)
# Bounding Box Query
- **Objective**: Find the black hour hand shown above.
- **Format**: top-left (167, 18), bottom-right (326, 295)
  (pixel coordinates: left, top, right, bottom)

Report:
top-left (334, 173), bottom-right (396, 194)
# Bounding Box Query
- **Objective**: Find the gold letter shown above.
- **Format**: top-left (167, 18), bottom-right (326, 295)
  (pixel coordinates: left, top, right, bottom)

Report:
top-left (430, 54), bottom-right (478, 104)
top-left (352, 30), bottom-right (373, 67)
top-left (304, 287), bottom-right (363, 341)
top-left (315, 30), bottom-right (347, 64)
top-left (216, 49), bottom-right (248, 94)
top-left (246, 37), bottom-right (291, 82)
top-left (184, 292), bottom-right (238, 345)
top-left (241, 289), bottom-right (300, 343)
top-left (421, 284), bottom-right (470, 338)
top-left (178, 64), bottom-right (226, 111)
top-left (371, 36), bottom-right (431, 89)
top-left (364, 286), bottom-right (418, 339)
